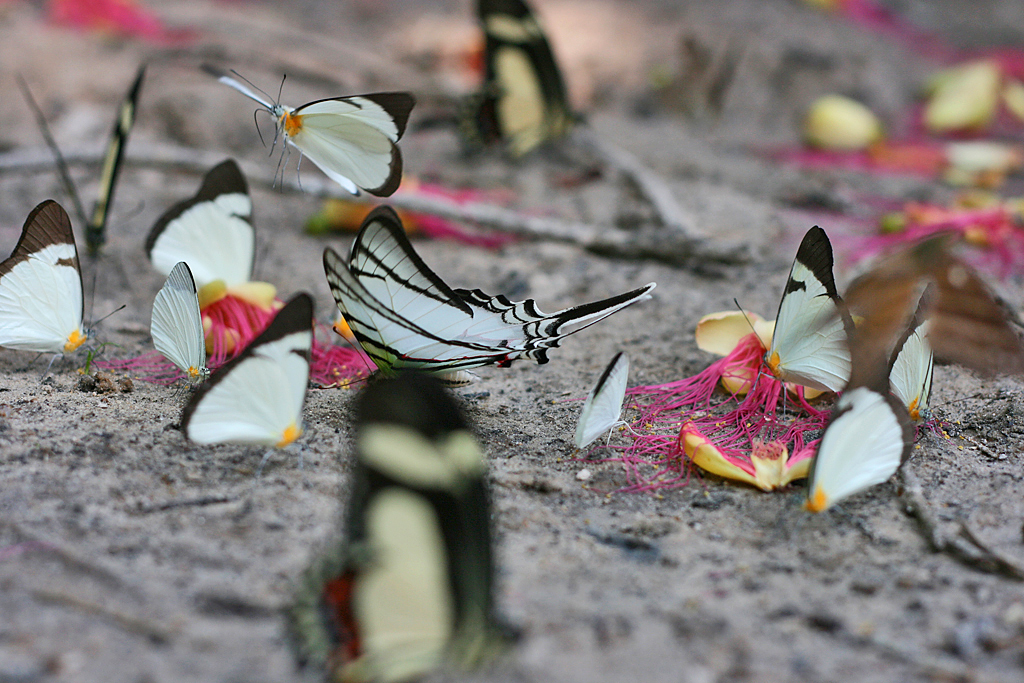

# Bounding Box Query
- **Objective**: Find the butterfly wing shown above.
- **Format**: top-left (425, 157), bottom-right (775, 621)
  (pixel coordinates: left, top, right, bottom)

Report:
top-left (151, 261), bottom-right (207, 380)
top-left (766, 226), bottom-right (852, 393)
top-left (888, 318), bottom-right (933, 422)
top-left (0, 201), bottom-right (85, 354)
top-left (575, 351), bottom-right (630, 448)
top-left (475, 0), bottom-right (573, 155)
top-left (290, 373), bottom-right (513, 680)
top-left (145, 159), bottom-right (254, 288)
top-left (324, 207), bottom-right (655, 377)
top-left (86, 64), bottom-right (145, 255)
top-left (806, 386), bottom-right (914, 512)
top-left (844, 236), bottom-right (1024, 379)
top-left (288, 94), bottom-right (414, 197)
top-left (181, 293), bottom-right (311, 446)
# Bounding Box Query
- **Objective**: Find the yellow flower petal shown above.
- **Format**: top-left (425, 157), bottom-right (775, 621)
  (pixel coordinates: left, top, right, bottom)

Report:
top-left (226, 281), bottom-right (278, 310)
top-left (1004, 79), bottom-right (1024, 123)
top-left (804, 94), bottom-right (883, 152)
top-left (924, 60), bottom-right (1000, 133)
top-left (752, 319), bottom-right (775, 350)
top-left (721, 361), bottom-right (756, 396)
top-left (679, 423), bottom-right (758, 488)
top-left (695, 310), bottom-right (764, 356)
top-left (197, 280), bottom-right (228, 309)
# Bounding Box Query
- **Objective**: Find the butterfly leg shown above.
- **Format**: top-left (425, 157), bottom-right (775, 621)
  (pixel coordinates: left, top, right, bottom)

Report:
top-left (255, 449), bottom-right (276, 478)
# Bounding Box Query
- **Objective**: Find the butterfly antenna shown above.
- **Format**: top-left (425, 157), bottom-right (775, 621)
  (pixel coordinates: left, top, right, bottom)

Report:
top-left (16, 74), bottom-right (88, 227)
top-left (276, 73), bottom-right (287, 104)
top-left (229, 69), bottom-right (277, 107)
top-left (91, 303), bottom-right (127, 330)
top-left (732, 298), bottom-right (765, 345)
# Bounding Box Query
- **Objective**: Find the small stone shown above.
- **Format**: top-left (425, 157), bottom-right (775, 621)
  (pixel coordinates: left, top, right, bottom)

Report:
top-left (576, 468), bottom-right (592, 481)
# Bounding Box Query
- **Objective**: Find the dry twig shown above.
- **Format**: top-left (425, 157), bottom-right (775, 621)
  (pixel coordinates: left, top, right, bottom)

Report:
top-left (31, 588), bottom-right (173, 644)
top-left (899, 461), bottom-right (1024, 581)
top-left (0, 145), bottom-right (750, 266)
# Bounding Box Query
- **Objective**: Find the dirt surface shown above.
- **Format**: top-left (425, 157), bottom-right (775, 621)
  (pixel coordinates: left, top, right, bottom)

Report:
top-left (2, 1), bottom-right (1024, 682)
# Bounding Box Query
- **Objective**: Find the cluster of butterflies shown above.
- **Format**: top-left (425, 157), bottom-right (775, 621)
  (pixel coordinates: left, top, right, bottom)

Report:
top-left (7, 0), bottom-right (1022, 681)
top-left (573, 222), bottom-right (1024, 515)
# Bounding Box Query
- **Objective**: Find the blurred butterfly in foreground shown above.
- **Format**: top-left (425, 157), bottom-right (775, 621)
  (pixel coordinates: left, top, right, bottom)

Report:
top-left (151, 261), bottom-right (208, 383)
top-left (323, 206), bottom-right (656, 386)
top-left (575, 351), bottom-right (630, 449)
top-left (18, 65), bottom-right (144, 256)
top-left (181, 293), bottom-right (312, 448)
top-left (290, 372), bottom-right (515, 682)
top-left (463, 0), bottom-right (574, 156)
top-left (203, 65), bottom-right (415, 197)
top-left (0, 201), bottom-right (87, 355)
top-left (764, 226), bottom-right (854, 394)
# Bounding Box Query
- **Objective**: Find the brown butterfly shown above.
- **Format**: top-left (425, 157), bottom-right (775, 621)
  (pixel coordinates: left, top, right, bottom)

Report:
top-left (842, 235), bottom-right (1024, 390)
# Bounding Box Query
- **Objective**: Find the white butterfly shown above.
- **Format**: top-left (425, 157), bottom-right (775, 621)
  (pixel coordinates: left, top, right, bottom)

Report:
top-left (151, 261), bottom-right (208, 382)
top-left (889, 317), bottom-right (933, 422)
top-left (0, 200), bottom-right (86, 354)
top-left (203, 65), bottom-right (415, 197)
top-left (764, 226), bottom-right (853, 393)
top-left (323, 206), bottom-right (656, 385)
top-left (146, 159), bottom-right (255, 291)
top-left (575, 351), bottom-right (630, 449)
top-left (805, 385), bottom-right (913, 512)
top-left (181, 293), bottom-right (312, 447)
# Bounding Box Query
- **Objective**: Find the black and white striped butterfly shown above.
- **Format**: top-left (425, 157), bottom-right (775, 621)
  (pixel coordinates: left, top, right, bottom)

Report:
top-left (322, 206), bottom-right (656, 385)
top-left (19, 65), bottom-right (144, 256)
top-left (151, 261), bottom-right (207, 382)
top-left (764, 226), bottom-right (853, 393)
top-left (290, 372), bottom-right (515, 681)
top-left (203, 65), bottom-right (414, 197)
top-left (465, 0), bottom-right (574, 156)
top-left (181, 293), bottom-right (311, 447)
top-left (0, 200), bottom-right (87, 354)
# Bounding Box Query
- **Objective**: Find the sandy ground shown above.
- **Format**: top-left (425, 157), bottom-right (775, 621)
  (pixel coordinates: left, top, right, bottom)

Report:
top-left (2, 1), bottom-right (1024, 681)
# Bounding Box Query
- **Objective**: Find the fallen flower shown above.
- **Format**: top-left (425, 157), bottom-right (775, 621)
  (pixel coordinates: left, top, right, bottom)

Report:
top-left (803, 94), bottom-right (883, 152)
top-left (680, 423), bottom-right (814, 491)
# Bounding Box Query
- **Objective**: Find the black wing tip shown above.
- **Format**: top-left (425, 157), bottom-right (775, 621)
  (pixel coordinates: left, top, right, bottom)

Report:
top-left (201, 158), bottom-right (249, 197)
top-left (591, 351), bottom-right (626, 396)
top-left (364, 146), bottom-right (403, 198)
top-left (359, 92), bottom-right (416, 139)
top-left (200, 63), bottom-right (229, 79)
top-left (355, 371), bottom-right (469, 439)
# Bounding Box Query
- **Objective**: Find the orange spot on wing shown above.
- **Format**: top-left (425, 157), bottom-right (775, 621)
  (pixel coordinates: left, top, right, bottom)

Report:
top-left (804, 485), bottom-right (830, 513)
top-left (65, 329), bottom-right (86, 352)
top-left (277, 422), bottom-right (302, 448)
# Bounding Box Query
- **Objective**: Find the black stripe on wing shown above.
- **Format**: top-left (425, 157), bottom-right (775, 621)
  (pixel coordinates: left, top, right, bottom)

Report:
top-left (349, 206), bottom-right (473, 316)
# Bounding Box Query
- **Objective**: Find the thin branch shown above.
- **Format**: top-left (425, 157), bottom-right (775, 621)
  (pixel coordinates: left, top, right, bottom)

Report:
top-left (899, 461), bottom-right (1024, 581)
top-left (573, 127), bottom-right (702, 241)
top-left (134, 494), bottom-right (237, 514)
top-left (0, 145), bottom-right (751, 266)
top-left (31, 588), bottom-right (173, 644)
